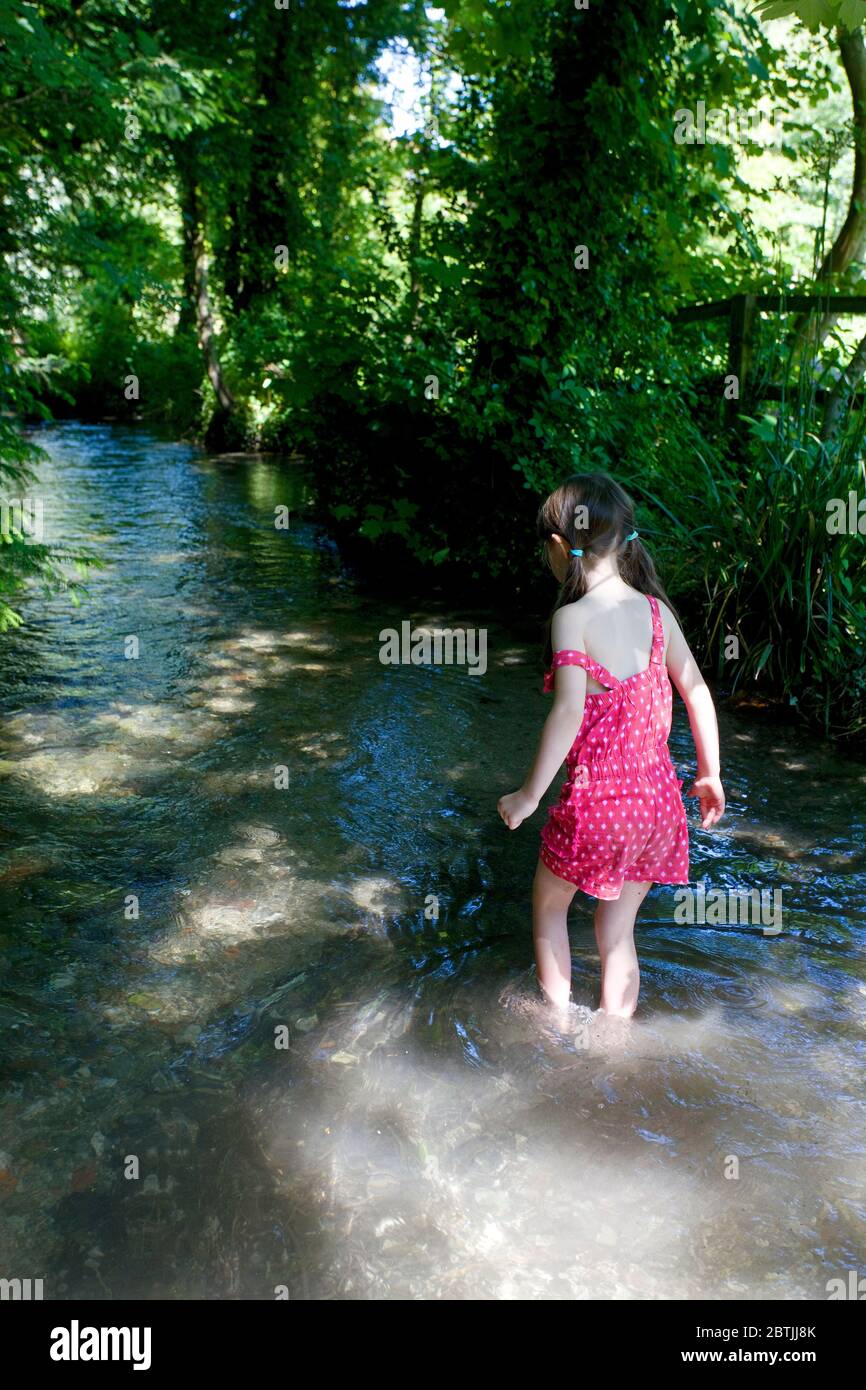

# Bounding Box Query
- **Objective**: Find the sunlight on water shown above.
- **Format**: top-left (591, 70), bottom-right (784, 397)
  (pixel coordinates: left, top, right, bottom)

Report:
top-left (0, 424), bottom-right (864, 1299)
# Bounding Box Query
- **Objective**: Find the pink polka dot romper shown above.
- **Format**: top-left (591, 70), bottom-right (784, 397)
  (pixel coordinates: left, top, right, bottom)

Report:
top-left (539, 594), bottom-right (689, 900)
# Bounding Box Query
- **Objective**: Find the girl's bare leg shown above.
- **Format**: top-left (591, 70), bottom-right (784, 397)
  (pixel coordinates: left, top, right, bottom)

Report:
top-left (532, 858), bottom-right (577, 1008)
top-left (594, 880), bottom-right (652, 1018)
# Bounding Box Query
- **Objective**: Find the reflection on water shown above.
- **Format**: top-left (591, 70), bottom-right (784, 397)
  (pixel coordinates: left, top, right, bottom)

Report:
top-left (0, 423), bottom-right (864, 1299)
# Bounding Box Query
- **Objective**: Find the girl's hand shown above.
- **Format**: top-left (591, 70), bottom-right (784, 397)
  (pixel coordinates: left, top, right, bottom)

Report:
top-left (498, 788), bottom-right (539, 830)
top-left (688, 774), bottom-right (726, 829)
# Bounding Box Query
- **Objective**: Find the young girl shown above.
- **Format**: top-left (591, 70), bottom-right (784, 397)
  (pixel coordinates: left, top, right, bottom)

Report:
top-left (498, 474), bottom-right (725, 1018)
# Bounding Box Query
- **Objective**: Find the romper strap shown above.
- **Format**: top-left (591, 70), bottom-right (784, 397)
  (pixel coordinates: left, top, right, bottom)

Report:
top-left (647, 594), bottom-right (665, 664)
top-left (544, 648), bottom-right (621, 693)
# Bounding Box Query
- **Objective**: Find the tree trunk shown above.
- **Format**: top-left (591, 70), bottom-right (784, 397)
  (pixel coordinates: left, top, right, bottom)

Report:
top-left (234, 16), bottom-right (301, 311)
top-left (792, 25), bottom-right (866, 359)
top-left (177, 190), bottom-right (197, 338)
top-left (193, 224), bottom-right (235, 415)
top-left (223, 198), bottom-right (244, 318)
top-left (174, 139), bottom-right (236, 445)
top-left (822, 324), bottom-right (866, 436)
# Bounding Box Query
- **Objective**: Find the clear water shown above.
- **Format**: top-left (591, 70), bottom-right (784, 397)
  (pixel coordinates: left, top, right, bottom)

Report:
top-left (0, 422), bottom-right (864, 1300)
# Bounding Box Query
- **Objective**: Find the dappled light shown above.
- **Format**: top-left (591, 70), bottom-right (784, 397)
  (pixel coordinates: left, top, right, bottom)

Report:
top-left (0, 422), bottom-right (864, 1306)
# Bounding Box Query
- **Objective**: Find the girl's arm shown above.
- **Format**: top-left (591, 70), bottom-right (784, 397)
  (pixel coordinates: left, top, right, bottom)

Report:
top-left (498, 625), bottom-right (586, 831)
top-left (664, 612), bottom-right (726, 828)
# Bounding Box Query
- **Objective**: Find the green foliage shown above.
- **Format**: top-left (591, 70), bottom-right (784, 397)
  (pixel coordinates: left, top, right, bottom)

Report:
top-left (0, 1), bottom-right (137, 619)
top-left (1, 0), bottom-right (865, 740)
top-left (0, 343), bottom-right (102, 630)
top-left (626, 410), bottom-right (866, 741)
top-left (753, 0), bottom-right (866, 33)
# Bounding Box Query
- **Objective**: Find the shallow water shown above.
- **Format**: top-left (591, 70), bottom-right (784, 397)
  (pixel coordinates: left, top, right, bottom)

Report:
top-left (0, 422), bottom-right (864, 1300)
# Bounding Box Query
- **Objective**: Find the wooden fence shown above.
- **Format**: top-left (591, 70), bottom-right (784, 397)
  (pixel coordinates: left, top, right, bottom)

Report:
top-left (673, 293), bottom-right (866, 423)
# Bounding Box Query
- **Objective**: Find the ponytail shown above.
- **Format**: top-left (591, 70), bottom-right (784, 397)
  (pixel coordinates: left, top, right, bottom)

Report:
top-left (537, 473), bottom-right (678, 666)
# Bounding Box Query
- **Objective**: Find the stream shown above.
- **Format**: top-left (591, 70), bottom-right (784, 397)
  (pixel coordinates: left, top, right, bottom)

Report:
top-left (1, 422), bottom-right (864, 1300)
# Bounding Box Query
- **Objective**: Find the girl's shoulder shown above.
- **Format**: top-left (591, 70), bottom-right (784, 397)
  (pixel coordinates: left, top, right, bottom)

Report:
top-left (654, 597), bottom-right (679, 637)
top-left (651, 597), bottom-right (682, 665)
top-left (550, 597), bottom-right (589, 648)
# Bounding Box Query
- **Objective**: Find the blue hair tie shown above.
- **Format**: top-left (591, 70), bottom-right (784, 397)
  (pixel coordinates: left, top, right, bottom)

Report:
top-left (625, 529), bottom-right (639, 542)
top-left (570, 548), bottom-right (584, 557)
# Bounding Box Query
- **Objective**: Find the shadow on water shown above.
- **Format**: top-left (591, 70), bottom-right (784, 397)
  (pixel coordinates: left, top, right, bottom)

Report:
top-left (1, 423), bottom-right (865, 1299)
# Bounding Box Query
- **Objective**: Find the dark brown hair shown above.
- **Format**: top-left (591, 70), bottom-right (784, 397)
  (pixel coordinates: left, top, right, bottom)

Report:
top-left (536, 472), bottom-right (677, 665)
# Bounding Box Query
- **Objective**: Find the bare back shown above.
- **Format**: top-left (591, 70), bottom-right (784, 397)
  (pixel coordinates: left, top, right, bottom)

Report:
top-left (554, 581), bottom-right (671, 694)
